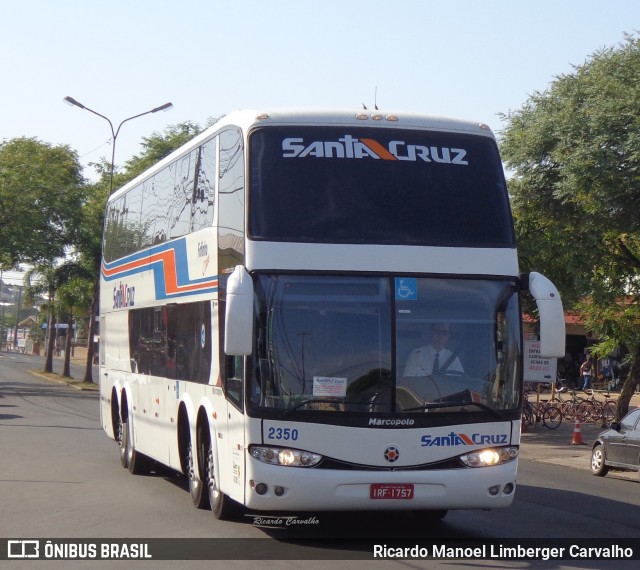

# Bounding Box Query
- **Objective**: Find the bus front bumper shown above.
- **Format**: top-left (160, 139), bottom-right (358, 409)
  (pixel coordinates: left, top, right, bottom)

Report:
top-left (243, 457), bottom-right (518, 512)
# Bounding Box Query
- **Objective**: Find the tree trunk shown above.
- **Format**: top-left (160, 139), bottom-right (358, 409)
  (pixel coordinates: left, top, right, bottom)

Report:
top-left (83, 272), bottom-right (100, 383)
top-left (62, 313), bottom-right (73, 378)
top-left (616, 344), bottom-right (640, 420)
top-left (45, 313), bottom-right (56, 373)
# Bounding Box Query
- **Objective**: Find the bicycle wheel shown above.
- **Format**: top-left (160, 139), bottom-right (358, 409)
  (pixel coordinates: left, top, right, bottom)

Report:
top-left (542, 405), bottom-right (563, 429)
top-left (531, 402), bottom-right (545, 424)
top-left (589, 401), bottom-right (604, 423)
top-left (575, 400), bottom-right (594, 423)
top-left (602, 400), bottom-right (617, 424)
top-left (560, 400), bottom-right (575, 421)
top-left (523, 402), bottom-right (534, 427)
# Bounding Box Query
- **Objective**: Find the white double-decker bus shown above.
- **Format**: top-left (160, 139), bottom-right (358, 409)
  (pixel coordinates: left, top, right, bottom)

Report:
top-left (99, 109), bottom-right (565, 520)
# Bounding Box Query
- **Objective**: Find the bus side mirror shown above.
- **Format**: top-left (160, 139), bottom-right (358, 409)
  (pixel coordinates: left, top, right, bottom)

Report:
top-left (523, 271), bottom-right (566, 358)
top-left (224, 265), bottom-right (254, 356)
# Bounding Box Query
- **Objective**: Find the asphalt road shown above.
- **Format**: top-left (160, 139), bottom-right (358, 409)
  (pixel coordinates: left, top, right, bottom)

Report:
top-left (2, 352), bottom-right (640, 569)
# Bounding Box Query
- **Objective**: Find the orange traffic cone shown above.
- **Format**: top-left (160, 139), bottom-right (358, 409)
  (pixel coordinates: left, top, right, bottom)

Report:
top-left (571, 419), bottom-right (585, 445)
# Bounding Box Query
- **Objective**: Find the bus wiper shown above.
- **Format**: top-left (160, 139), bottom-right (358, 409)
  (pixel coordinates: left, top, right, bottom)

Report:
top-left (402, 401), bottom-right (506, 419)
top-left (280, 397), bottom-right (384, 417)
top-left (280, 398), bottom-right (344, 417)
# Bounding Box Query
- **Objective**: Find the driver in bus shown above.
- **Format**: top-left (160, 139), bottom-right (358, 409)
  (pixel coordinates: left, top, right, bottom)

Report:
top-left (403, 323), bottom-right (464, 377)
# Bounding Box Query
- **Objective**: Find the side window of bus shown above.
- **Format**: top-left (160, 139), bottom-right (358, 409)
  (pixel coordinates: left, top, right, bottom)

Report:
top-left (218, 297), bottom-right (243, 410)
top-left (129, 302), bottom-right (211, 383)
top-left (151, 307), bottom-right (168, 376)
top-left (192, 138), bottom-right (216, 232)
top-left (174, 301), bottom-right (212, 384)
top-left (128, 307), bottom-right (165, 376)
top-left (218, 128), bottom-right (245, 272)
top-left (170, 150), bottom-right (198, 239)
top-left (225, 355), bottom-right (244, 410)
top-left (104, 196), bottom-right (129, 262)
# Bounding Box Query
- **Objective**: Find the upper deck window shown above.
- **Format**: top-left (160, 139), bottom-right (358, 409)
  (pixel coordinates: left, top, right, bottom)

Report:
top-left (103, 138), bottom-right (216, 263)
top-left (249, 127), bottom-right (514, 247)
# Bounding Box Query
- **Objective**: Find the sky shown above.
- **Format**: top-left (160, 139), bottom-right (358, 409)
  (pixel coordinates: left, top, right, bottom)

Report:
top-left (0, 0), bottom-right (638, 196)
top-left (1, 0), bottom-right (638, 181)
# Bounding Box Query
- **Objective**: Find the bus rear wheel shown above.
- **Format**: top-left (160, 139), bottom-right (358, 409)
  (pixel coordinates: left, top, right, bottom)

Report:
top-left (124, 420), bottom-right (152, 475)
top-left (206, 440), bottom-right (241, 520)
top-left (188, 438), bottom-right (208, 509)
top-left (118, 415), bottom-right (128, 468)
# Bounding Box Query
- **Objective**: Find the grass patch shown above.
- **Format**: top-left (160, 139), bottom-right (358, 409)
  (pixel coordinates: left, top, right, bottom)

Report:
top-left (29, 369), bottom-right (98, 390)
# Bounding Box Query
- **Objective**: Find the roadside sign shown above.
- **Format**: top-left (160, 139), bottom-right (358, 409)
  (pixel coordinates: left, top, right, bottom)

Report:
top-left (524, 339), bottom-right (557, 384)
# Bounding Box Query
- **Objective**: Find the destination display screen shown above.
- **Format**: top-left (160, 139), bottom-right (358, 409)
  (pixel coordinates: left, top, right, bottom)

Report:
top-left (249, 126), bottom-right (514, 248)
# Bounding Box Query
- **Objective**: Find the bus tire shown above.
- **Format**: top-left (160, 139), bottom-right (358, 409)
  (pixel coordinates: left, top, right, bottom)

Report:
top-left (206, 440), bottom-right (241, 520)
top-left (118, 416), bottom-right (128, 469)
top-left (125, 419), bottom-right (152, 475)
top-left (188, 438), bottom-right (208, 509)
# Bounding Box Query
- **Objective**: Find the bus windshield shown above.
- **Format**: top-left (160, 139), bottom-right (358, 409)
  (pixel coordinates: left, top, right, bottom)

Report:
top-left (249, 275), bottom-right (521, 416)
top-left (249, 126), bottom-right (514, 247)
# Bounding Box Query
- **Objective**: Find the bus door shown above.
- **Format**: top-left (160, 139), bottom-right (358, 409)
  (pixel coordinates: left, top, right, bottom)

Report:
top-left (222, 355), bottom-right (246, 502)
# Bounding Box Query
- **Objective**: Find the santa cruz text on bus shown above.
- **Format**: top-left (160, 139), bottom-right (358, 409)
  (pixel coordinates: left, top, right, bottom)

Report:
top-left (113, 282), bottom-right (135, 309)
top-left (421, 432), bottom-right (509, 447)
top-left (281, 135), bottom-right (469, 164)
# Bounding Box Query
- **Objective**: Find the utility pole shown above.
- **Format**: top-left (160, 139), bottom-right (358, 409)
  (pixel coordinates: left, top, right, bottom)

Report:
top-left (13, 286), bottom-right (22, 351)
top-left (0, 269), bottom-right (4, 351)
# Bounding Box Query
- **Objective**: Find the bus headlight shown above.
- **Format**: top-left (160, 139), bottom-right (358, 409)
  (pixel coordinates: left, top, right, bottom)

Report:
top-left (249, 445), bottom-right (322, 467)
top-left (459, 446), bottom-right (518, 467)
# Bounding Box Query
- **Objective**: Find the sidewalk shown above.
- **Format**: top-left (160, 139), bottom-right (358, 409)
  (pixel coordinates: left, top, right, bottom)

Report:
top-left (520, 392), bottom-right (640, 474)
top-left (27, 353), bottom-right (99, 391)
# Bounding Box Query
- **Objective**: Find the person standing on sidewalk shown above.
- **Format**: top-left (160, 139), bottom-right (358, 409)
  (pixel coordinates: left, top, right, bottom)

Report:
top-left (580, 356), bottom-right (594, 391)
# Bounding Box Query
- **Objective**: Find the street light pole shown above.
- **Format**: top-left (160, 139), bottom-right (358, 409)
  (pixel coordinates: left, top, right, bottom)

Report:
top-left (62, 96), bottom-right (172, 383)
top-left (63, 96), bottom-right (173, 195)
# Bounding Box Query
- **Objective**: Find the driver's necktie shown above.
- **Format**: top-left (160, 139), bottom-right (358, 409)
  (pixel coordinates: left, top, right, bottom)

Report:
top-left (433, 353), bottom-right (440, 374)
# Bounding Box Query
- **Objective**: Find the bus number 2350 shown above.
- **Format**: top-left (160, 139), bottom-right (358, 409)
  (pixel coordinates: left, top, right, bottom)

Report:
top-left (267, 427), bottom-right (299, 441)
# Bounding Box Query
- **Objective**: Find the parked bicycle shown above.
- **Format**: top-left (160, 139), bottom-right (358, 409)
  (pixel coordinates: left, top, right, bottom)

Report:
top-left (523, 397), bottom-right (563, 429)
top-left (580, 390), bottom-right (617, 425)
top-left (554, 390), bottom-right (592, 422)
top-left (555, 375), bottom-right (571, 392)
top-left (554, 389), bottom-right (618, 425)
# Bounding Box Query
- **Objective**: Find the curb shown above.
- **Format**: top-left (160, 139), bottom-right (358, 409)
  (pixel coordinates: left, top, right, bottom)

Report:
top-left (28, 369), bottom-right (99, 391)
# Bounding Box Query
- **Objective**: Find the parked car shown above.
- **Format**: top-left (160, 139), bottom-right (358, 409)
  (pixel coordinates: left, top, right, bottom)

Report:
top-left (590, 407), bottom-right (640, 477)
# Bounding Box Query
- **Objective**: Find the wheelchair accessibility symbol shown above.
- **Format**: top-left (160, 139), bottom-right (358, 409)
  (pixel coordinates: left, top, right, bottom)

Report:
top-left (395, 278), bottom-right (417, 300)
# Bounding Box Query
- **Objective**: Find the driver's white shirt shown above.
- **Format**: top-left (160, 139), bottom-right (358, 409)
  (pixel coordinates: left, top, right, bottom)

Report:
top-left (403, 345), bottom-right (463, 377)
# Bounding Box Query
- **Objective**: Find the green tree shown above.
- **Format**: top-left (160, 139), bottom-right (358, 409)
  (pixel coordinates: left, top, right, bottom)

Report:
top-left (24, 264), bottom-right (57, 373)
top-left (75, 181), bottom-right (109, 382)
top-left (24, 260), bottom-right (94, 376)
top-left (499, 34), bottom-right (640, 418)
top-left (57, 274), bottom-right (94, 378)
top-left (0, 138), bottom-right (85, 267)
